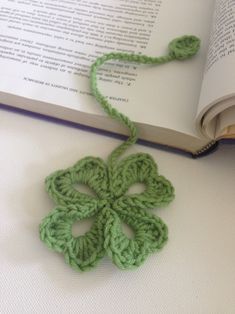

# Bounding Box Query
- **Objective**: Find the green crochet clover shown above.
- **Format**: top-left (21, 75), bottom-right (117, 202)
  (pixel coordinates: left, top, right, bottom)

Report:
top-left (39, 153), bottom-right (174, 271)
top-left (39, 35), bottom-right (199, 272)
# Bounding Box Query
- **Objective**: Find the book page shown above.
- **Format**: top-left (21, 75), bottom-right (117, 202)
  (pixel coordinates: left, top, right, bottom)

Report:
top-left (216, 105), bottom-right (235, 137)
top-left (0, 0), bottom-right (214, 137)
top-left (197, 0), bottom-right (235, 138)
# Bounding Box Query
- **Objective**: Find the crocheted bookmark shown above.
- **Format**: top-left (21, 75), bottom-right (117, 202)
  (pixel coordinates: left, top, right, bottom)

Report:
top-left (39, 35), bottom-right (200, 272)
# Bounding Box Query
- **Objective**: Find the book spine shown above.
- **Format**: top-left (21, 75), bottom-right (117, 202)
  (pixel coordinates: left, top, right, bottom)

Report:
top-left (192, 141), bottom-right (218, 158)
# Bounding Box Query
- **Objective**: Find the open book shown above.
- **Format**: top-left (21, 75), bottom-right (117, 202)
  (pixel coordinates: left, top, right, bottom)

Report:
top-left (0, 0), bottom-right (234, 156)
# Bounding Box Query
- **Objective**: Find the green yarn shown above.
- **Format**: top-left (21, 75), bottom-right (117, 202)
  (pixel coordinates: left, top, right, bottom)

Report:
top-left (168, 35), bottom-right (200, 60)
top-left (39, 35), bottom-right (200, 271)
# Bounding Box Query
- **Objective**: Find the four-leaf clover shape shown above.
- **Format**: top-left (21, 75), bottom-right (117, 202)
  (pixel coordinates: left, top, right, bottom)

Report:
top-left (39, 35), bottom-right (201, 272)
top-left (39, 153), bottom-right (174, 272)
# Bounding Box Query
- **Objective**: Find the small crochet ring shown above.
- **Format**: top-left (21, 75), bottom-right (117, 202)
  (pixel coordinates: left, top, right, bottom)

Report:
top-left (168, 35), bottom-right (200, 60)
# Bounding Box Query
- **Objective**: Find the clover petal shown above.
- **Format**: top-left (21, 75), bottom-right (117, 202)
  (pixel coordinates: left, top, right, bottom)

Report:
top-left (45, 156), bottom-right (109, 216)
top-left (111, 153), bottom-right (174, 209)
top-left (39, 205), bottom-right (107, 272)
top-left (104, 206), bottom-right (168, 269)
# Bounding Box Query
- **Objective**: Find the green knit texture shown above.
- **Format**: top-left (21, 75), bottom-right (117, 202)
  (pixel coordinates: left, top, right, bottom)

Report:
top-left (39, 35), bottom-right (200, 271)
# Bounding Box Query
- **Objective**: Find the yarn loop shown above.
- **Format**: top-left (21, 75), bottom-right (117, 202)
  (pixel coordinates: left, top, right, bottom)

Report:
top-left (168, 35), bottom-right (200, 60)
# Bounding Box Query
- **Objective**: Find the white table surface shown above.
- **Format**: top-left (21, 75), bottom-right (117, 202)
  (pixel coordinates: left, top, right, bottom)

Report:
top-left (1, 108), bottom-right (235, 314)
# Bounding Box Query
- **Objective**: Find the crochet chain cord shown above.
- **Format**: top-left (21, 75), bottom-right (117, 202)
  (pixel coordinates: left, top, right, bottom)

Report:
top-left (90, 52), bottom-right (174, 167)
